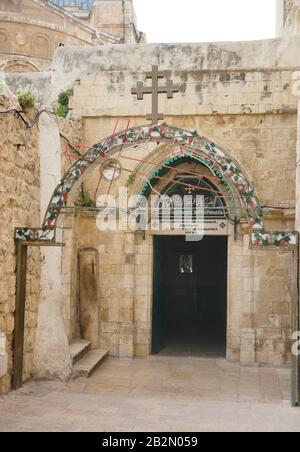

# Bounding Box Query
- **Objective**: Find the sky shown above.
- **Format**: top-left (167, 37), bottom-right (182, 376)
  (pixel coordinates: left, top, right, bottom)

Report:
top-left (133, 0), bottom-right (277, 43)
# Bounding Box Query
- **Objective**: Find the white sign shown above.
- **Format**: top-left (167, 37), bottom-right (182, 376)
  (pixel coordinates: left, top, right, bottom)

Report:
top-left (155, 219), bottom-right (228, 236)
top-left (203, 220), bottom-right (228, 235)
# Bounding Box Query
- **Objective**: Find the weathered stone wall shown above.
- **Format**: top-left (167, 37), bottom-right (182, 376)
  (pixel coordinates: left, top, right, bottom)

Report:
top-left (277, 0), bottom-right (300, 35)
top-left (58, 116), bottom-right (84, 175)
top-left (0, 97), bottom-right (40, 393)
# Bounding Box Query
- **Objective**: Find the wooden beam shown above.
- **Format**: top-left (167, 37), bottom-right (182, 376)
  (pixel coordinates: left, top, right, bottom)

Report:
top-left (12, 243), bottom-right (28, 390)
top-left (12, 239), bottom-right (64, 391)
top-left (19, 241), bottom-right (65, 247)
top-left (292, 243), bottom-right (300, 407)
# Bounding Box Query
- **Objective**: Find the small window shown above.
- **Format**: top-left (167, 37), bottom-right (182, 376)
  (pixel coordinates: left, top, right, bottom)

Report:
top-left (179, 255), bottom-right (193, 274)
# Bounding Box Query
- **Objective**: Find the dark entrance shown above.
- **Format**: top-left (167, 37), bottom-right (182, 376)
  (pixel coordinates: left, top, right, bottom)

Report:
top-left (152, 235), bottom-right (228, 357)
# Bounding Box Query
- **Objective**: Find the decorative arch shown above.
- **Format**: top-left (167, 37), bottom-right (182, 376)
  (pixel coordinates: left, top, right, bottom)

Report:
top-left (15, 124), bottom-right (297, 248)
top-left (2, 59), bottom-right (40, 73)
top-left (137, 153), bottom-right (238, 214)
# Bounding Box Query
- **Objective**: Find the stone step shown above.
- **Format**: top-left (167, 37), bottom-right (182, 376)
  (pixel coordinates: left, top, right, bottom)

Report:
top-left (72, 349), bottom-right (108, 379)
top-left (70, 339), bottom-right (91, 365)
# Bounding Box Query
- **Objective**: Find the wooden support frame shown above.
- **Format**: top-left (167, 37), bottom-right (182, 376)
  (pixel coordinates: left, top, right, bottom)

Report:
top-left (12, 240), bottom-right (64, 391)
top-left (12, 242), bottom-right (27, 390)
top-left (292, 241), bottom-right (300, 407)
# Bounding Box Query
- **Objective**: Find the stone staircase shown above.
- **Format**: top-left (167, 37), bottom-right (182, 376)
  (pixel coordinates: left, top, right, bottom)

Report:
top-left (70, 339), bottom-right (108, 379)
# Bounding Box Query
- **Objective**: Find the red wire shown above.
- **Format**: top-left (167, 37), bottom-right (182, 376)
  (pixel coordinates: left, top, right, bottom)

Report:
top-left (106, 119), bottom-right (131, 200)
top-left (110, 118), bottom-right (120, 144)
top-left (64, 138), bottom-right (242, 202)
top-left (119, 154), bottom-right (221, 185)
top-left (121, 166), bottom-right (240, 200)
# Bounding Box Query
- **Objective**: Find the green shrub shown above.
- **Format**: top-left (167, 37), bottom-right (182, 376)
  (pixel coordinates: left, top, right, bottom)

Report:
top-left (55, 104), bottom-right (69, 119)
top-left (56, 89), bottom-right (73, 118)
top-left (128, 174), bottom-right (136, 185)
top-left (76, 189), bottom-right (96, 208)
top-left (58, 89), bottom-right (73, 107)
top-left (16, 87), bottom-right (39, 110)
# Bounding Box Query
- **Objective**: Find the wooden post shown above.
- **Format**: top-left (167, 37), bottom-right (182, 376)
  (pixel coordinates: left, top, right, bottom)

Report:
top-left (12, 242), bottom-right (28, 390)
top-left (12, 240), bottom-right (64, 390)
top-left (292, 241), bottom-right (300, 407)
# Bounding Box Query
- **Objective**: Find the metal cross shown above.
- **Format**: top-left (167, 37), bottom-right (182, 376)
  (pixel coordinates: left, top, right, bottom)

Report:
top-left (131, 65), bottom-right (184, 125)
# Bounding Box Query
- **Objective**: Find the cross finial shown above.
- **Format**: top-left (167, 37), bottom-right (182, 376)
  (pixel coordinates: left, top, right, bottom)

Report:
top-left (131, 65), bottom-right (185, 125)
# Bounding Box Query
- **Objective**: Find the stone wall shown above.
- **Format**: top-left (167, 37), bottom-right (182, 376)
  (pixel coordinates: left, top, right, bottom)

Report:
top-left (277, 0), bottom-right (300, 35)
top-left (58, 116), bottom-right (84, 175)
top-left (0, 96), bottom-right (41, 393)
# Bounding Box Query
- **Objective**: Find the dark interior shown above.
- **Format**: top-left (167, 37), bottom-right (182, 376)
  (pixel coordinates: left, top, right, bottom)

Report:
top-left (152, 235), bottom-right (228, 357)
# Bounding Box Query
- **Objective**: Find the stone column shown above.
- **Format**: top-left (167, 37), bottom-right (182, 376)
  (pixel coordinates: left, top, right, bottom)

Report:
top-left (293, 98), bottom-right (300, 404)
top-left (296, 99), bottom-right (300, 231)
top-left (118, 232), bottom-right (136, 358)
top-left (33, 113), bottom-right (72, 380)
top-left (240, 236), bottom-right (256, 366)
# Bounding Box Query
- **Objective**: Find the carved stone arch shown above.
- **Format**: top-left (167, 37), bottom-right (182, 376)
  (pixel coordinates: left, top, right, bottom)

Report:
top-left (136, 152), bottom-right (238, 219)
top-left (2, 59), bottom-right (40, 73)
top-left (15, 124), bottom-right (297, 249)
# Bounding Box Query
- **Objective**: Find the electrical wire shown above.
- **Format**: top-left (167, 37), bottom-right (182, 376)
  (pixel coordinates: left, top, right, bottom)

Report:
top-left (0, 108), bottom-right (49, 129)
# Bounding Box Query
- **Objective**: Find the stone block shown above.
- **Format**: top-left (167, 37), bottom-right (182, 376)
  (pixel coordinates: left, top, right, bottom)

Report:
top-left (272, 303), bottom-right (289, 314)
top-left (240, 329), bottom-right (256, 366)
top-left (135, 344), bottom-right (151, 357)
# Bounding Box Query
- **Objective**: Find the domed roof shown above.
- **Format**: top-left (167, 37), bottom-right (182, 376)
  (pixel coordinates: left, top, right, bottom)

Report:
top-left (50, 0), bottom-right (96, 10)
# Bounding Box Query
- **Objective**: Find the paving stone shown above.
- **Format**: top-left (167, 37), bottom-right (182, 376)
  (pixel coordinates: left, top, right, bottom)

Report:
top-left (0, 357), bottom-right (300, 432)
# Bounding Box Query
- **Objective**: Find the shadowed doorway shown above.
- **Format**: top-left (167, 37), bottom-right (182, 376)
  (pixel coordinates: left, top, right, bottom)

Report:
top-left (152, 235), bottom-right (228, 357)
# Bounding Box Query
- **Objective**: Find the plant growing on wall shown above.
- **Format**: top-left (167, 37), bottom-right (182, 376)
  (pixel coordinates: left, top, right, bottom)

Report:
top-left (16, 87), bottom-right (39, 111)
top-left (55, 89), bottom-right (73, 118)
top-left (128, 174), bottom-right (136, 185)
top-left (76, 185), bottom-right (96, 208)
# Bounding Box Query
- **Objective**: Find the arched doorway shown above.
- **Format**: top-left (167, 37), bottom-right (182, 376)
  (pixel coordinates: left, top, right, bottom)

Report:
top-left (149, 172), bottom-right (229, 357)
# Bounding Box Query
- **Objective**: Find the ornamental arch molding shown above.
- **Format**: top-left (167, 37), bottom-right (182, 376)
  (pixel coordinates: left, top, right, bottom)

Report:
top-left (1, 59), bottom-right (40, 73)
top-left (15, 123), bottom-right (297, 249)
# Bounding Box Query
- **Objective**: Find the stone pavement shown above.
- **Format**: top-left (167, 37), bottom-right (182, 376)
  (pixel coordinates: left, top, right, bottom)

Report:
top-left (0, 356), bottom-right (300, 432)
